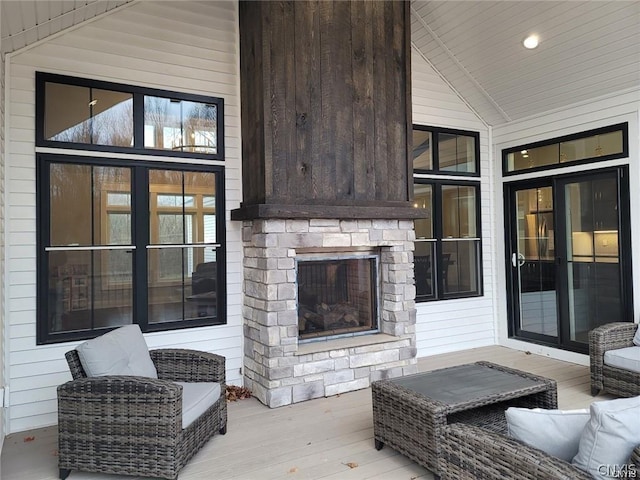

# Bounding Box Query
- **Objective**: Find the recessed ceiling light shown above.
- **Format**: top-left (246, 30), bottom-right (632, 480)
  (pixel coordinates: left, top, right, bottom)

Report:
top-left (523, 35), bottom-right (539, 49)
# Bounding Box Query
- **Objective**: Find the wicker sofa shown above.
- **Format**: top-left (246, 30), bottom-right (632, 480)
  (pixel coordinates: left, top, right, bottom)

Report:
top-left (589, 322), bottom-right (640, 397)
top-left (58, 348), bottom-right (227, 480)
top-left (439, 422), bottom-right (640, 480)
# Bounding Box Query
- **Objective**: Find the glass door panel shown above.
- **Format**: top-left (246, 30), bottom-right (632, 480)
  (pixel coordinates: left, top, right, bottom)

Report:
top-left (507, 167), bottom-right (631, 353)
top-left (564, 175), bottom-right (622, 344)
top-left (513, 186), bottom-right (558, 338)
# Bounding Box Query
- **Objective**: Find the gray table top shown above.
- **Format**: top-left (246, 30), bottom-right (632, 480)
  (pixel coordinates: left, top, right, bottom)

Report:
top-left (389, 362), bottom-right (546, 405)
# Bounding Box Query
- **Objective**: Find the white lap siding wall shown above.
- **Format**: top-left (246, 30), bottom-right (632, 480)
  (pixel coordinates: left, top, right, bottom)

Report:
top-left (410, 47), bottom-right (497, 357)
top-left (4, 1), bottom-right (243, 433)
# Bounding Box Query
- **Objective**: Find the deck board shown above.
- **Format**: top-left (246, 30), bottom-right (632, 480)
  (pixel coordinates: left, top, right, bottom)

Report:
top-left (2, 346), bottom-right (609, 480)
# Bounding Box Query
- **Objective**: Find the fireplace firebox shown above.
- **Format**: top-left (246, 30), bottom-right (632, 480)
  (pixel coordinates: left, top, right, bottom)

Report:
top-left (297, 254), bottom-right (378, 341)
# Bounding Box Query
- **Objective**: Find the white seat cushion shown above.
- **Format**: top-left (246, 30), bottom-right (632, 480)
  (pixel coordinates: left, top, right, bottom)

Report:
top-left (572, 395), bottom-right (640, 480)
top-left (176, 382), bottom-right (221, 429)
top-left (76, 324), bottom-right (158, 378)
top-left (506, 407), bottom-right (590, 461)
top-left (604, 346), bottom-right (640, 373)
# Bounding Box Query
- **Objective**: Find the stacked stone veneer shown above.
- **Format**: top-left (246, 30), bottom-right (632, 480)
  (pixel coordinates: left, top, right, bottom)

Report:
top-left (241, 218), bottom-right (418, 408)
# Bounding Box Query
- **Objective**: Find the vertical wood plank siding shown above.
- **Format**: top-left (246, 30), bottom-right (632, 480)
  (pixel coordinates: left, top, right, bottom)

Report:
top-left (238, 2), bottom-right (265, 206)
top-left (238, 1), bottom-right (412, 209)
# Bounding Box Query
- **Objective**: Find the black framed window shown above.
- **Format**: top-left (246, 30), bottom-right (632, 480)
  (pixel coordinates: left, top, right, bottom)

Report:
top-left (37, 156), bottom-right (226, 344)
top-left (503, 123), bottom-right (628, 175)
top-left (412, 125), bottom-right (480, 175)
top-left (412, 125), bottom-right (482, 301)
top-left (36, 72), bottom-right (224, 160)
top-left (35, 73), bottom-right (227, 345)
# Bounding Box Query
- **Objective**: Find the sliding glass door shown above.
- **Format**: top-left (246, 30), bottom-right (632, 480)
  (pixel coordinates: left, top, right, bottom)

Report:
top-left (506, 167), bottom-right (632, 353)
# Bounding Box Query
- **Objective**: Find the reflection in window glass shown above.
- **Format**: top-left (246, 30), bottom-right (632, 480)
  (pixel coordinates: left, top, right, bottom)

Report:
top-left (560, 130), bottom-right (624, 163)
top-left (506, 126), bottom-right (625, 173)
top-left (442, 240), bottom-right (480, 296)
top-left (45, 83), bottom-right (133, 146)
top-left (439, 134), bottom-right (476, 173)
top-left (414, 240), bottom-right (436, 300)
top-left (413, 130), bottom-right (432, 170)
top-left (442, 185), bottom-right (477, 238)
top-left (144, 96), bottom-right (217, 154)
top-left (413, 183), bottom-right (433, 239)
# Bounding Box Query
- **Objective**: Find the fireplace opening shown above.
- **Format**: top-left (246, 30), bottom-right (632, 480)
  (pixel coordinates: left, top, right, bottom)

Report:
top-left (297, 254), bottom-right (378, 341)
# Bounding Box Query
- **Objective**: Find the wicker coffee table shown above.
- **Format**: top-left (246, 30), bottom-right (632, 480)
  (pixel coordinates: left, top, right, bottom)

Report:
top-left (371, 361), bottom-right (557, 476)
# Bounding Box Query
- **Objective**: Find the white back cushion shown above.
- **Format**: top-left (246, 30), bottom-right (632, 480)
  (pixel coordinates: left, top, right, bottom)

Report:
top-left (506, 407), bottom-right (590, 462)
top-left (76, 324), bottom-right (158, 378)
top-left (572, 395), bottom-right (640, 480)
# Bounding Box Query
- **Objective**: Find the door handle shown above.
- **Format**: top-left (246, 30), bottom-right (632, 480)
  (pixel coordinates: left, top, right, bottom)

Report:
top-left (512, 253), bottom-right (525, 267)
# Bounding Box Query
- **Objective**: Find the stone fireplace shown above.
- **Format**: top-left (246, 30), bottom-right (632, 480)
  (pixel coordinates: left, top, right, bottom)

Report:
top-left (235, 1), bottom-right (422, 407)
top-left (241, 218), bottom-right (417, 407)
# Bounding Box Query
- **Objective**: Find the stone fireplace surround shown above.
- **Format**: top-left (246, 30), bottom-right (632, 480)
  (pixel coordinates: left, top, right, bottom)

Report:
top-left (242, 218), bottom-right (418, 408)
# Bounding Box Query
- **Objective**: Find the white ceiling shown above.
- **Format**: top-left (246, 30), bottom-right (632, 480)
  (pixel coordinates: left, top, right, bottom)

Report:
top-left (412, 0), bottom-right (640, 125)
top-left (1, 1), bottom-right (639, 126)
top-left (1, 0), bottom-right (132, 54)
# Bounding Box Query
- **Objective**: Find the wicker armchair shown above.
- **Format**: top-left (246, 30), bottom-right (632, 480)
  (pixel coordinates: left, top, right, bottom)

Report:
top-left (440, 423), bottom-right (640, 480)
top-left (589, 322), bottom-right (640, 397)
top-left (58, 348), bottom-right (227, 480)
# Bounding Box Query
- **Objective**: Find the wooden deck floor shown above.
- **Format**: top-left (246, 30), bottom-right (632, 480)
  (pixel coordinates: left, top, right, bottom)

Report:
top-left (1, 346), bottom-right (609, 480)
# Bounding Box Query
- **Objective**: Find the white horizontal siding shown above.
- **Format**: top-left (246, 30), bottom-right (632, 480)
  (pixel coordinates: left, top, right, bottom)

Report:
top-left (411, 49), bottom-right (497, 358)
top-left (5, 1), bottom-right (243, 434)
top-left (1, 30), bottom-right (6, 445)
top-left (492, 90), bottom-right (640, 348)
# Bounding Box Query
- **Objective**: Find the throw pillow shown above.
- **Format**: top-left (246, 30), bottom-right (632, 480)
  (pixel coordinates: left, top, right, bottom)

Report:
top-left (505, 407), bottom-right (590, 461)
top-left (76, 324), bottom-right (158, 378)
top-left (572, 395), bottom-right (640, 480)
top-left (633, 324), bottom-right (640, 346)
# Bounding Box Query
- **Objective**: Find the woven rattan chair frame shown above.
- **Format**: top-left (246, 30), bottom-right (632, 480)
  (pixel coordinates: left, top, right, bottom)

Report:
top-left (58, 348), bottom-right (227, 480)
top-left (440, 423), bottom-right (640, 480)
top-left (371, 361), bottom-right (557, 476)
top-left (589, 322), bottom-right (640, 397)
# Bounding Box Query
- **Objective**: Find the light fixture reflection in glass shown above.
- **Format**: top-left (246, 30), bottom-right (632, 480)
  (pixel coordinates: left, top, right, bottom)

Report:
top-left (523, 35), bottom-right (539, 49)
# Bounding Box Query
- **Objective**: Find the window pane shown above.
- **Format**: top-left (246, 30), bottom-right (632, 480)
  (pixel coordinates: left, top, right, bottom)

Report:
top-left (45, 83), bottom-right (133, 146)
top-left (415, 241), bottom-right (436, 300)
top-left (413, 183), bottom-right (433, 239)
top-left (442, 185), bottom-right (477, 238)
top-left (560, 130), bottom-right (623, 162)
top-left (442, 240), bottom-right (480, 296)
top-left (185, 171), bottom-right (216, 244)
top-left (148, 247), bottom-right (217, 323)
top-left (50, 164), bottom-right (131, 246)
top-left (507, 144), bottom-right (558, 172)
top-left (439, 134), bottom-right (476, 173)
top-left (413, 129), bottom-right (433, 170)
top-left (144, 96), bottom-right (217, 154)
top-left (47, 250), bottom-right (133, 333)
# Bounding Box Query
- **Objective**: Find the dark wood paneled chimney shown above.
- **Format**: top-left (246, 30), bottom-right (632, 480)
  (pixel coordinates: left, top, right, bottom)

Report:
top-left (232, 0), bottom-right (423, 220)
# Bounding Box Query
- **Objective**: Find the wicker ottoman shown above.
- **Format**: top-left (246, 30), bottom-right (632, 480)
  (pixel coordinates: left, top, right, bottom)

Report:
top-left (371, 361), bottom-right (557, 476)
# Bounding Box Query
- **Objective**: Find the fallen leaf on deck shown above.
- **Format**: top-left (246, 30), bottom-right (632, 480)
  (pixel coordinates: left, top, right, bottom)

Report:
top-left (226, 385), bottom-right (252, 402)
top-left (288, 467), bottom-right (298, 473)
top-left (23, 436), bottom-right (35, 442)
top-left (344, 462), bottom-right (358, 469)
top-left (51, 450), bottom-right (58, 457)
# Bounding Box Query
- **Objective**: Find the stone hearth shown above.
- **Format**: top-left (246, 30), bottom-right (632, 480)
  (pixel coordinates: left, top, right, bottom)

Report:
top-left (242, 218), bottom-right (417, 408)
